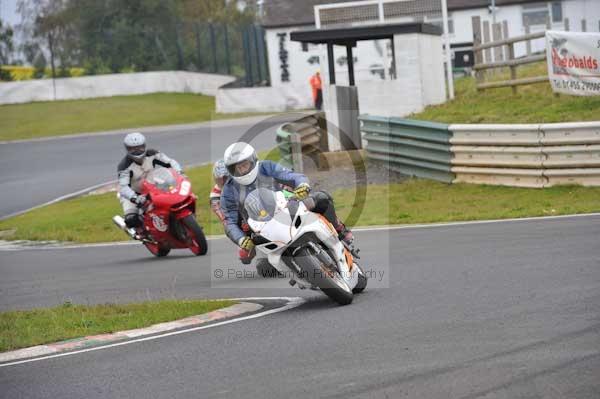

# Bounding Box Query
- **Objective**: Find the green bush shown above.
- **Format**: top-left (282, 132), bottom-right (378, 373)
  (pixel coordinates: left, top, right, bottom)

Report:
top-left (58, 66), bottom-right (72, 78)
top-left (0, 67), bottom-right (12, 81)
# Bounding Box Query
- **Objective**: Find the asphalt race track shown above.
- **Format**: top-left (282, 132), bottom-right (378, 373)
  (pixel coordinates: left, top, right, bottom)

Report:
top-left (0, 113), bottom-right (300, 218)
top-left (1, 215), bottom-right (599, 398)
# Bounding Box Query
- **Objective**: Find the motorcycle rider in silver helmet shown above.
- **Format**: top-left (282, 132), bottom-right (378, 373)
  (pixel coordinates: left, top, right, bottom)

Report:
top-left (209, 159), bottom-right (229, 224)
top-left (117, 132), bottom-right (183, 230)
top-left (220, 142), bottom-right (354, 264)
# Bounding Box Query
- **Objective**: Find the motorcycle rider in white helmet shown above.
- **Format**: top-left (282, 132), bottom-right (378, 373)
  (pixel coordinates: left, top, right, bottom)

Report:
top-left (210, 159), bottom-right (258, 264)
top-left (220, 142), bottom-right (354, 264)
top-left (118, 132), bottom-right (183, 231)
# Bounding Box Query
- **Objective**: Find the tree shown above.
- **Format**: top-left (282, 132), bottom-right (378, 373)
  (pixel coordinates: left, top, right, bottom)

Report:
top-left (15, 0), bottom-right (259, 74)
top-left (0, 19), bottom-right (14, 64)
top-left (0, 19), bottom-right (15, 81)
top-left (17, 0), bottom-right (75, 72)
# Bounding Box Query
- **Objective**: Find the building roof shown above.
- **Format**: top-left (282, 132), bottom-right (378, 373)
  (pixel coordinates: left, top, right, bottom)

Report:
top-left (262, 0), bottom-right (556, 28)
top-left (290, 22), bottom-right (442, 45)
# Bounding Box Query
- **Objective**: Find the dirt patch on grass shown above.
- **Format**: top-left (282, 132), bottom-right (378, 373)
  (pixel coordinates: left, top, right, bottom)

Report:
top-left (304, 158), bottom-right (408, 192)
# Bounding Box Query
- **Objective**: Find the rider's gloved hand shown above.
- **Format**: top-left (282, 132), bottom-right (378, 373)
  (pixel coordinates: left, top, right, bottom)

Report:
top-left (238, 236), bottom-right (255, 251)
top-left (293, 183), bottom-right (311, 200)
top-left (131, 195), bottom-right (147, 208)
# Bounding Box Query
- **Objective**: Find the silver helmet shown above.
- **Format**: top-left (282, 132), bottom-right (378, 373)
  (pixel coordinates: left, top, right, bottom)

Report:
top-left (123, 132), bottom-right (147, 163)
top-left (212, 159), bottom-right (229, 188)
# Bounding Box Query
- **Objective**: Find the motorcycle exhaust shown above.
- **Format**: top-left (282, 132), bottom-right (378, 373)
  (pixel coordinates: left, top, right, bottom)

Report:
top-left (112, 215), bottom-right (137, 239)
top-left (112, 215), bottom-right (127, 230)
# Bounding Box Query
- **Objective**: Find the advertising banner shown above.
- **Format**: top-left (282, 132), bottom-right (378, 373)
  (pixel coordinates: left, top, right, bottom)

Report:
top-left (546, 30), bottom-right (600, 96)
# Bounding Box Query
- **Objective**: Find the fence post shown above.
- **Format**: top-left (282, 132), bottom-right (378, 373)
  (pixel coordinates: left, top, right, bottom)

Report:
top-left (242, 28), bottom-right (254, 86)
top-left (564, 18), bottom-right (570, 31)
top-left (194, 23), bottom-right (203, 70)
top-left (471, 16), bottom-right (483, 90)
top-left (175, 23), bottom-right (185, 70)
top-left (224, 25), bottom-right (231, 75)
top-left (492, 22), bottom-right (503, 62)
top-left (524, 16), bottom-right (532, 55)
top-left (256, 26), bottom-right (270, 84)
top-left (291, 133), bottom-right (304, 173)
top-left (508, 43), bottom-right (517, 95)
top-left (250, 25), bottom-right (262, 83)
top-left (209, 23), bottom-right (218, 73)
top-left (582, 19), bottom-right (587, 32)
top-left (483, 20), bottom-right (492, 64)
top-left (502, 20), bottom-right (509, 60)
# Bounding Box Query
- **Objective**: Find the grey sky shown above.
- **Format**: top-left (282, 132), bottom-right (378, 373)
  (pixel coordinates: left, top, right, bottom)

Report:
top-left (0, 0), bottom-right (20, 26)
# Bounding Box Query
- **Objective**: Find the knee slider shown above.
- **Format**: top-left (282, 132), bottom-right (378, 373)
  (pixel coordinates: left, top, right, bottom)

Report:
top-left (312, 190), bottom-right (333, 202)
top-left (311, 191), bottom-right (333, 213)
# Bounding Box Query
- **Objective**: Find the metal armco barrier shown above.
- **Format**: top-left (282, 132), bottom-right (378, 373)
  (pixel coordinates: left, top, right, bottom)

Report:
top-left (450, 124), bottom-right (540, 146)
top-left (360, 116), bottom-right (454, 183)
top-left (450, 122), bottom-right (600, 187)
top-left (276, 113), bottom-right (324, 172)
top-left (361, 117), bottom-right (600, 187)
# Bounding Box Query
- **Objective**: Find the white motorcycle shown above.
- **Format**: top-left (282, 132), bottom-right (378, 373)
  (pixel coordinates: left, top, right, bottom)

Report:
top-left (244, 188), bottom-right (367, 305)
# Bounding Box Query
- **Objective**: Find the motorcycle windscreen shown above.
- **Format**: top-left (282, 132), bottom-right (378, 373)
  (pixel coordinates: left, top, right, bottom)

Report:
top-left (145, 168), bottom-right (177, 193)
top-left (245, 188), bottom-right (293, 243)
top-left (244, 188), bottom-right (279, 222)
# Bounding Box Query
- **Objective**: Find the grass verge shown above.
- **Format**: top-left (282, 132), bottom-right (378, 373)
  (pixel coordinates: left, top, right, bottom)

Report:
top-left (409, 62), bottom-right (600, 123)
top-left (0, 149), bottom-right (281, 243)
top-left (2, 157), bottom-right (600, 243)
top-left (333, 179), bottom-right (600, 226)
top-left (0, 299), bottom-right (236, 352)
top-left (0, 93), bottom-right (269, 142)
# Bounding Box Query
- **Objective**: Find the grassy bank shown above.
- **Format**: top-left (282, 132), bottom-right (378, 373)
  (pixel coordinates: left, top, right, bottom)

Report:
top-left (0, 161), bottom-right (224, 243)
top-left (410, 62), bottom-right (600, 123)
top-left (0, 299), bottom-right (236, 352)
top-left (0, 93), bottom-right (266, 142)
top-left (333, 180), bottom-right (600, 226)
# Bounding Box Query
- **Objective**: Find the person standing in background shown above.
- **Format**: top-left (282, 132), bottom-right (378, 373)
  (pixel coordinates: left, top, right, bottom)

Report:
top-left (310, 71), bottom-right (322, 110)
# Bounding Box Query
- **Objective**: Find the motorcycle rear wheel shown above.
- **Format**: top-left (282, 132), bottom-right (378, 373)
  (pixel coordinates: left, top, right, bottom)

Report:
top-left (294, 246), bottom-right (353, 305)
top-left (256, 258), bottom-right (282, 278)
top-left (182, 215), bottom-right (208, 256)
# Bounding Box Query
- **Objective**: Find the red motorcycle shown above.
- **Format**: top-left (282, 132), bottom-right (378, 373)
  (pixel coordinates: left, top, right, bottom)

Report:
top-left (113, 167), bottom-right (208, 257)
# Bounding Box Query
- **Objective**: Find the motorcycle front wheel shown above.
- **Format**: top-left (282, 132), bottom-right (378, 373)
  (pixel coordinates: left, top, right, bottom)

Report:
top-left (294, 246), bottom-right (353, 306)
top-left (353, 262), bottom-right (368, 294)
top-left (181, 215), bottom-right (208, 256)
top-left (144, 242), bottom-right (171, 257)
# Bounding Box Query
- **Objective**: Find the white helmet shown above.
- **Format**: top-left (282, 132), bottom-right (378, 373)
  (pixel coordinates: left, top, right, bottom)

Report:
top-left (224, 142), bottom-right (258, 186)
top-left (124, 132), bottom-right (147, 162)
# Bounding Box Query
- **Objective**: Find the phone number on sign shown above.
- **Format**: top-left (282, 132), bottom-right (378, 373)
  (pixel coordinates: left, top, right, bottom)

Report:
top-left (553, 79), bottom-right (600, 92)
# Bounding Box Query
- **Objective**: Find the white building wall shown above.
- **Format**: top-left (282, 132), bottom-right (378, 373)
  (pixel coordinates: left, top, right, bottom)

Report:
top-left (418, 34), bottom-right (446, 106)
top-left (262, 26), bottom-right (394, 109)
top-left (0, 71), bottom-right (235, 105)
top-left (264, 27), bottom-right (317, 103)
top-left (563, 0), bottom-right (600, 32)
top-left (216, 85), bottom-right (310, 113)
top-left (449, 0), bottom-right (599, 59)
top-left (355, 33), bottom-right (445, 117)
